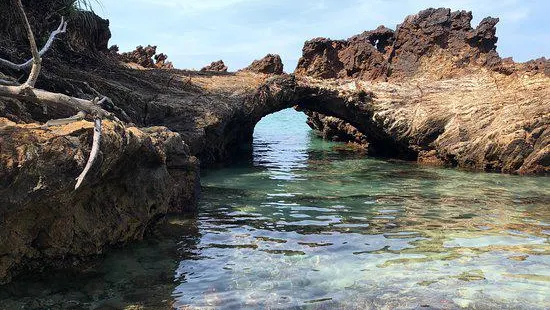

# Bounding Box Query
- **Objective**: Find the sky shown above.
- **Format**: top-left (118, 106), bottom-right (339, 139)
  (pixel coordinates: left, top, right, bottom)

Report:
top-left (95, 0), bottom-right (550, 71)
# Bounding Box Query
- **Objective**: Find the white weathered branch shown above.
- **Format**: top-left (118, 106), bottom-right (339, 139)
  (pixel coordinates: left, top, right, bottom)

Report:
top-left (14, 0), bottom-right (40, 86)
top-left (0, 84), bottom-right (111, 118)
top-left (44, 111), bottom-right (86, 127)
top-left (0, 17), bottom-right (67, 71)
top-left (0, 1), bottom-right (116, 190)
top-left (75, 118), bottom-right (102, 189)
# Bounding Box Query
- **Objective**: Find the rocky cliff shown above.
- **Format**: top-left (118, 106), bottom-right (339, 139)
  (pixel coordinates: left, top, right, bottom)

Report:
top-left (0, 119), bottom-right (198, 284)
top-left (295, 8), bottom-right (549, 174)
top-left (295, 8), bottom-right (507, 80)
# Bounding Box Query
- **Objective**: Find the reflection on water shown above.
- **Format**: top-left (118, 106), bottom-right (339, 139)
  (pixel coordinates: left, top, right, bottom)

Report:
top-left (1, 109), bottom-right (549, 309)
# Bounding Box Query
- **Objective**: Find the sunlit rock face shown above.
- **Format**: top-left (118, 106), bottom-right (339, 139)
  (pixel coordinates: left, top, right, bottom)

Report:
top-left (293, 8), bottom-right (550, 174)
top-left (294, 8), bottom-right (505, 80)
top-left (242, 54), bottom-right (284, 75)
top-left (0, 119), bottom-right (199, 284)
top-left (200, 60), bottom-right (229, 72)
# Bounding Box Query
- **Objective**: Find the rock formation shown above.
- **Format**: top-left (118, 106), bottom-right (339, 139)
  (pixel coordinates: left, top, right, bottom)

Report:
top-left (294, 8), bottom-right (549, 174)
top-left (0, 3), bottom-right (548, 285)
top-left (0, 118), bottom-right (198, 284)
top-left (116, 45), bottom-right (174, 69)
top-left (200, 60), bottom-right (228, 72)
top-left (242, 54), bottom-right (284, 74)
top-left (295, 25), bottom-right (394, 80)
top-left (294, 8), bottom-right (510, 80)
top-left (0, 3), bottom-right (198, 284)
top-left (305, 111), bottom-right (368, 148)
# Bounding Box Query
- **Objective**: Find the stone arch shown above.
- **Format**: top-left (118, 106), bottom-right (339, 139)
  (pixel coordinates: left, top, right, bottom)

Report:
top-left (213, 75), bottom-right (416, 164)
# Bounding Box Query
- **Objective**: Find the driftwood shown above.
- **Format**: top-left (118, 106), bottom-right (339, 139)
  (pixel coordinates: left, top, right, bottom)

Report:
top-left (0, 0), bottom-right (115, 189)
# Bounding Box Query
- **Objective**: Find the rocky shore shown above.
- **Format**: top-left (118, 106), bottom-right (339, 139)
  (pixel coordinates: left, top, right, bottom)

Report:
top-left (0, 4), bottom-right (548, 283)
top-left (295, 8), bottom-right (549, 173)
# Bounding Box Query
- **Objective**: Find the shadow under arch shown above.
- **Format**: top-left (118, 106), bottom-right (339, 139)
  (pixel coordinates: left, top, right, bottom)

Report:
top-left (211, 75), bottom-right (417, 165)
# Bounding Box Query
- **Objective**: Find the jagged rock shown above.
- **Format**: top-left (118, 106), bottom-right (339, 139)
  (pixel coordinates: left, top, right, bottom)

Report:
top-left (294, 25), bottom-right (394, 80)
top-left (117, 45), bottom-right (173, 69)
top-left (0, 119), bottom-right (199, 284)
top-left (295, 8), bottom-right (505, 80)
top-left (154, 53), bottom-right (174, 69)
top-left (201, 60), bottom-right (228, 72)
top-left (523, 57), bottom-right (550, 76)
top-left (305, 111), bottom-right (369, 148)
top-left (108, 44), bottom-right (120, 55)
top-left (467, 16), bottom-right (499, 52)
top-left (242, 54), bottom-right (284, 74)
top-left (119, 45), bottom-right (154, 68)
top-left (388, 8), bottom-right (502, 78)
top-left (350, 26), bottom-right (395, 54)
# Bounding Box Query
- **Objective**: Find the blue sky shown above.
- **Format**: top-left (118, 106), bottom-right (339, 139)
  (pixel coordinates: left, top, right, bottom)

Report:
top-left (96, 0), bottom-right (549, 71)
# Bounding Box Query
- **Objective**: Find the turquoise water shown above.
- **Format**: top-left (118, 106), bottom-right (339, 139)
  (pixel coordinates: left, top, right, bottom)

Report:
top-left (1, 108), bottom-right (549, 309)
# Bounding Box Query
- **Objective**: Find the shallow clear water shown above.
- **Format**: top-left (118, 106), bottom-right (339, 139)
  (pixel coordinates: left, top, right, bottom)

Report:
top-left (1, 108), bottom-right (549, 309)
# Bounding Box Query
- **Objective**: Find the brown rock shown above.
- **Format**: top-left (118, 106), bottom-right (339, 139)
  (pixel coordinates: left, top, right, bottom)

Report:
top-left (305, 111), bottom-right (369, 148)
top-left (295, 8), bottom-right (506, 80)
top-left (0, 120), bottom-right (199, 284)
top-left (389, 8), bottom-right (501, 78)
top-left (154, 53), bottom-right (174, 69)
top-left (523, 57), bottom-right (550, 76)
top-left (242, 54), bottom-right (284, 74)
top-left (117, 45), bottom-right (173, 69)
top-left (200, 60), bottom-right (228, 72)
top-left (294, 25), bottom-right (395, 80)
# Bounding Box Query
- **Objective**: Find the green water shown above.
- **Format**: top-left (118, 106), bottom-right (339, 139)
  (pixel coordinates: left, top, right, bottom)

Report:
top-left (1, 109), bottom-right (549, 309)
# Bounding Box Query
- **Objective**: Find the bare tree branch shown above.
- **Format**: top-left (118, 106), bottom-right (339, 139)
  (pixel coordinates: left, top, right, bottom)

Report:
top-left (14, 0), bottom-right (41, 87)
top-left (75, 118), bottom-right (101, 189)
top-left (0, 17), bottom-right (67, 71)
top-left (0, 84), bottom-right (111, 118)
top-left (44, 111), bottom-right (87, 127)
top-left (0, 1), bottom-right (117, 190)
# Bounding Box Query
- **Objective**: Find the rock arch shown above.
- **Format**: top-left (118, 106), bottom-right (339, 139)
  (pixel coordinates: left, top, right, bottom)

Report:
top-left (216, 75), bottom-right (416, 163)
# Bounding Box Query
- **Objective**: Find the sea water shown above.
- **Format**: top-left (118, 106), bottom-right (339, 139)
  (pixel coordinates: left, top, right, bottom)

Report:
top-left (1, 108), bottom-right (549, 309)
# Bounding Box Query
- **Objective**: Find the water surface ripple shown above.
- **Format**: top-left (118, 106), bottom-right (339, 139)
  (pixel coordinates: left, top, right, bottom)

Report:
top-left (1, 109), bottom-right (549, 309)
